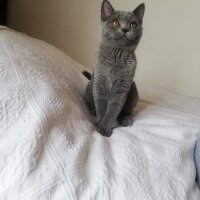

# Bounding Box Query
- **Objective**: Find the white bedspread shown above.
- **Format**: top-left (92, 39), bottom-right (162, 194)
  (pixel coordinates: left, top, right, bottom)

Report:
top-left (1, 27), bottom-right (200, 200)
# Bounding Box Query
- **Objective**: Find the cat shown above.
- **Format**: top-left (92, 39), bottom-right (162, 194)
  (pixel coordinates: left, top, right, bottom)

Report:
top-left (83, 0), bottom-right (145, 137)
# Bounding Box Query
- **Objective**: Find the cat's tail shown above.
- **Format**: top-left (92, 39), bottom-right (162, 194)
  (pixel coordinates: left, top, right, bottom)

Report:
top-left (82, 71), bottom-right (92, 80)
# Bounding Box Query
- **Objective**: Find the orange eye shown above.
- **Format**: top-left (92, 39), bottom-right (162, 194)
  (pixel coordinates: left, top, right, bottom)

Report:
top-left (112, 20), bottom-right (120, 28)
top-left (130, 22), bottom-right (137, 28)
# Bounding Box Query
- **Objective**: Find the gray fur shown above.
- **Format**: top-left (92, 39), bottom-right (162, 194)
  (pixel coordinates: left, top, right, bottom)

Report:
top-left (84, 0), bottom-right (145, 137)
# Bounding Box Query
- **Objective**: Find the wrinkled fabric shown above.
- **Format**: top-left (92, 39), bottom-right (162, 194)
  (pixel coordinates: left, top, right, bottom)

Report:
top-left (0, 27), bottom-right (200, 200)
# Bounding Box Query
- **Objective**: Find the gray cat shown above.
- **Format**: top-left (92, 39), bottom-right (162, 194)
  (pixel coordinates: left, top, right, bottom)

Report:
top-left (83, 0), bottom-right (145, 137)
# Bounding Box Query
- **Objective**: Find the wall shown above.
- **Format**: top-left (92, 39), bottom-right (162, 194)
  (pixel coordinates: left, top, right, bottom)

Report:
top-left (0, 0), bottom-right (7, 25)
top-left (7, 0), bottom-right (200, 97)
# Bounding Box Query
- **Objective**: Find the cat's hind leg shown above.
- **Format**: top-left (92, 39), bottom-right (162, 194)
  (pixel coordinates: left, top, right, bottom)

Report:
top-left (118, 81), bottom-right (138, 126)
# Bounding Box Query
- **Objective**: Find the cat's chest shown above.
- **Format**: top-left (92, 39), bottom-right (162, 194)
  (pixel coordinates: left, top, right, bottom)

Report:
top-left (106, 66), bottom-right (122, 86)
top-left (105, 66), bottom-right (133, 90)
top-left (95, 47), bottom-right (136, 91)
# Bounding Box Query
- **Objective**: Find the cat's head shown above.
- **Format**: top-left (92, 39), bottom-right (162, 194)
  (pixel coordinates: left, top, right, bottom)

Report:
top-left (101, 0), bottom-right (145, 48)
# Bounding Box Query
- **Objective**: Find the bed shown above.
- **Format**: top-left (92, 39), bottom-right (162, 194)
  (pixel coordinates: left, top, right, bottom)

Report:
top-left (0, 26), bottom-right (200, 200)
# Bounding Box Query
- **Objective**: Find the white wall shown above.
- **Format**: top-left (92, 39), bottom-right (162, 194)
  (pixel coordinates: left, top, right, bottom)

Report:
top-left (7, 0), bottom-right (200, 97)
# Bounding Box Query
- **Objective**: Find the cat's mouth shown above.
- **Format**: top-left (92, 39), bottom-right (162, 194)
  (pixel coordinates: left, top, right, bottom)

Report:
top-left (112, 32), bottom-right (136, 42)
top-left (124, 33), bottom-right (136, 41)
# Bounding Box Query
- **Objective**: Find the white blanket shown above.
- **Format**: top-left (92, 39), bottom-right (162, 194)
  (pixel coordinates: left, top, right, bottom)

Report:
top-left (0, 27), bottom-right (200, 200)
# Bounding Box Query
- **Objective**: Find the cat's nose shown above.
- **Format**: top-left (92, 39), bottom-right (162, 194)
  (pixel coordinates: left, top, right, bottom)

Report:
top-left (122, 28), bottom-right (129, 33)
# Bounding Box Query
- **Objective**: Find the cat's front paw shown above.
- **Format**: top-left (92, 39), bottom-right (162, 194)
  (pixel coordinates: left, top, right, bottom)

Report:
top-left (97, 124), bottom-right (113, 137)
top-left (118, 115), bottom-right (133, 127)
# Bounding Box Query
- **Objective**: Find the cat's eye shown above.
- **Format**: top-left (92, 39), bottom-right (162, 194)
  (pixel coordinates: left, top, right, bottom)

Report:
top-left (112, 20), bottom-right (120, 28)
top-left (130, 22), bottom-right (137, 28)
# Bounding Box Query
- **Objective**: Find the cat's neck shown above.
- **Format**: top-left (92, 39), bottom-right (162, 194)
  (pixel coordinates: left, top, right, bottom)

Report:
top-left (99, 42), bottom-right (136, 51)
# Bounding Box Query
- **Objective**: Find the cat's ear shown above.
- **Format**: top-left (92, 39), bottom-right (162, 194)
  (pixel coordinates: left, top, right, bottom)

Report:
top-left (133, 3), bottom-right (145, 23)
top-left (101, 0), bottom-right (115, 21)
